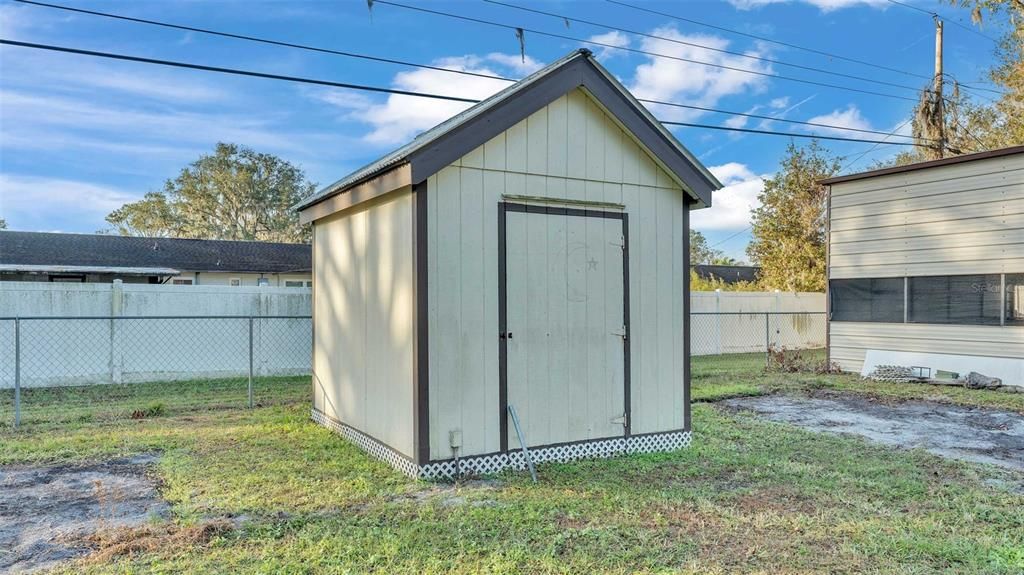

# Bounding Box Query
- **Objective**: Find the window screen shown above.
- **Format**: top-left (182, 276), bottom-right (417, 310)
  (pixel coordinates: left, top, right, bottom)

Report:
top-left (908, 274), bottom-right (1002, 325)
top-left (1007, 274), bottom-right (1024, 326)
top-left (830, 278), bottom-right (904, 322)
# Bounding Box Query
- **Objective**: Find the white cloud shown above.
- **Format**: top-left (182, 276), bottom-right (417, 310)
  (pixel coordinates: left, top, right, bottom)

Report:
top-left (0, 174), bottom-right (138, 218)
top-left (628, 27), bottom-right (772, 123)
top-left (586, 30), bottom-right (632, 60)
top-left (691, 163), bottom-right (766, 231)
top-left (484, 52), bottom-right (544, 75)
top-left (315, 53), bottom-right (533, 146)
top-left (727, 0), bottom-right (888, 11)
top-left (804, 104), bottom-right (874, 136)
top-left (769, 97), bottom-right (790, 109)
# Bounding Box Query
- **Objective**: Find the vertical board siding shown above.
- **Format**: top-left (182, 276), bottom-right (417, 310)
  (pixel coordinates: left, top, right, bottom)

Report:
top-left (313, 189), bottom-right (414, 457)
top-left (428, 88), bottom-right (688, 458)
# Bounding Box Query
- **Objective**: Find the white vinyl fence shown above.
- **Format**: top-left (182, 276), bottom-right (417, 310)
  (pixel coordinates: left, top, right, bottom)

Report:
top-left (0, 282), bottom-right (311, 388)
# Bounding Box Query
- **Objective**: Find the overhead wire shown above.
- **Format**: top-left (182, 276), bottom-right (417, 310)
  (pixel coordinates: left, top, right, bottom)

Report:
top-left (480, 0), bottom-right (929, 95)
top-left (605, 0), bottom-right (933, 81)
top-left (370, 0), bottom-right (922, 102)
top-left (0, 38), bottom-right (933, 147)
top-left (9, 0), bottom-right (936, 142)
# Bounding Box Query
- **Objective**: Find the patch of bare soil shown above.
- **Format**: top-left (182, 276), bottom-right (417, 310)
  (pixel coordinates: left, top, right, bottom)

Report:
top-left (721, 394), bottom-right (1024, 472)
top-left (0, 454), bottom-right (169, 574)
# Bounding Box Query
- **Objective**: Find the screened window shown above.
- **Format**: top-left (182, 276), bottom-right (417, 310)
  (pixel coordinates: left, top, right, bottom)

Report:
top-left (171, 278), bottom-right (193, 285)
top-left (830, 278), bottom-right (904, 322)
top-left (1007, 274), bottom-right (1024, 326)
top-left (284, 280), bottom-right (304, 287)
top-left (908, 274), bottom-right (1002, 325)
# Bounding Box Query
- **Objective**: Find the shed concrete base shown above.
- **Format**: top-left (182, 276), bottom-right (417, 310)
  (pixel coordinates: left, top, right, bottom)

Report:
top-left (312, 408), bottom-right (691, 480)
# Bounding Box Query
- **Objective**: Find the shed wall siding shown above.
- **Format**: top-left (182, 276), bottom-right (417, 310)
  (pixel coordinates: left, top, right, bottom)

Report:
top-left (828, 152), bottom-right (1024, 378)
top-left (312, 188), bottom-right (415, 457)
top-left (427, 88), bottom-right (688, 459)
top-left (829, 154), bottom-right (1024, 279)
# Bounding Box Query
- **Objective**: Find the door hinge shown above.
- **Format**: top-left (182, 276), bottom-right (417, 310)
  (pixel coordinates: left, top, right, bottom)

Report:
top-left (611, 325), bottom-right (627, 341)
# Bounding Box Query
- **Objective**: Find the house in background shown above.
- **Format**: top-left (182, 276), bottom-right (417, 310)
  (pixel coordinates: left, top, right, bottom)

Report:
top-left (296, 49), bottom-right (722, 478)
top-left (0, 231), bottom-right (312, 287)
top-left (824, 145), bottom-right (1024, 387)
top-left (693, 264), bottom-right (760, 285)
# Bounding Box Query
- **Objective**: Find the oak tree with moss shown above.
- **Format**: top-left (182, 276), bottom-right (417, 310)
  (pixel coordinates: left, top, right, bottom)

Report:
top-left (106, 143), bottom-right (315, 243)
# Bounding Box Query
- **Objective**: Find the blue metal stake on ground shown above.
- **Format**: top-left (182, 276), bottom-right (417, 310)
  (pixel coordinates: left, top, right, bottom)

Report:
top-left (507, 404), bottom-right (537, 483)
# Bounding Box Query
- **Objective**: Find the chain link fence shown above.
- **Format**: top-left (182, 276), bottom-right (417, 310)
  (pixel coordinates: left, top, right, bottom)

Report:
top-left (690, 312), bottom-right (828, 374)
top-left (2, 311), bottom-right (826, 429)
top-left (1, 315), bottom-right (311, 429)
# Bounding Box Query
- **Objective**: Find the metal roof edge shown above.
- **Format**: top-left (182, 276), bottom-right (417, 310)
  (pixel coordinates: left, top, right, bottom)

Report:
top-left (821, 145), bottom-right (1024, 185)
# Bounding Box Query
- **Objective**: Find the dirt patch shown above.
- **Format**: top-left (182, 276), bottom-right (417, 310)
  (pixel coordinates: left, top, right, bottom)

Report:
top-left (721, 394), bottom-right (1024, 472)
top-left (0, 454), bottom-right (169, 574)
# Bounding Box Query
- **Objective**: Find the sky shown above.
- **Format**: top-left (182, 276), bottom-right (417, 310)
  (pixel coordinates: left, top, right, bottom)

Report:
top-left (0, 0), bottom-right (1007, 261)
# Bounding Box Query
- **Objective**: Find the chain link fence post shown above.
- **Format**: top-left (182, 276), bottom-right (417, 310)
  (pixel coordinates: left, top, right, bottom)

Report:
top-left (764, 313), bottom-right (770, 368)
top-left (248, 316), bottom-right (254, 409)
top-left (14, 317), bottom-right (21, 429)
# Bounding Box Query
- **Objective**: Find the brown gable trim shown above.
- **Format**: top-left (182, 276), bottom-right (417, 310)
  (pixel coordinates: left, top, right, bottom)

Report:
top-left (821, 145), bottom-right (1024, 185)
top-left (407, 57), bottom-right (716, 206)
top-left (298, 164), bottom-right (411, 223)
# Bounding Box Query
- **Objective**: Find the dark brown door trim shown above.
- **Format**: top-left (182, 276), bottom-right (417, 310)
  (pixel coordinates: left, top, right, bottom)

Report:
top-left (498, 201), bottom-right (632, 453)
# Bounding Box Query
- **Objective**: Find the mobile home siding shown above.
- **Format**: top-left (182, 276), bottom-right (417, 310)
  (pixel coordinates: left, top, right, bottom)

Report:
top-left (426, 88), bottom-right (688, 460)
top-left (828, 152), bottom-right (1024, 376)
top-left (312, 188), bottom-right (415, 457)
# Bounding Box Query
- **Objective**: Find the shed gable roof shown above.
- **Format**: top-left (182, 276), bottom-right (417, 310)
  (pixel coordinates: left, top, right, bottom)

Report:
top-left (296, 49), bottom-right (721, 215)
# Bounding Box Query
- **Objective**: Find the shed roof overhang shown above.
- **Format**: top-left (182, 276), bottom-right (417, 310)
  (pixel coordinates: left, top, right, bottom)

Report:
top-left (297, 49), bottom-right (721, 223)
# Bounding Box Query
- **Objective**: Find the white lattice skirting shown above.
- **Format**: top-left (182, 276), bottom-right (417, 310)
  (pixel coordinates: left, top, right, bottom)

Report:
top-left (312, 408), bottom-right (691, 480)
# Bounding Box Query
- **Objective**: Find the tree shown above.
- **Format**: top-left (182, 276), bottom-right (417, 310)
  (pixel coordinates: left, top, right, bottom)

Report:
top-left (689, 229), bottom-right (723, 264)
top-left (747, 141), bottom-right (839, 292)
top-left (0, 218), bottom-right (6, 229)
top-left (106, 143), bottom-right (315, 242)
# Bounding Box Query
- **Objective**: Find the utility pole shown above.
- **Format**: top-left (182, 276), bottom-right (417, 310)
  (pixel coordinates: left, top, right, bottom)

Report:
top-left (934, 17), bottom-right (945, 158)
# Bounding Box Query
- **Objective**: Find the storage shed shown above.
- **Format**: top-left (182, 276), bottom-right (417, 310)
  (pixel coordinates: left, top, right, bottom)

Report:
top-left (296, 49), bottom-right (722, 478)
top-left (824, 146), bottom-right (1024, 387)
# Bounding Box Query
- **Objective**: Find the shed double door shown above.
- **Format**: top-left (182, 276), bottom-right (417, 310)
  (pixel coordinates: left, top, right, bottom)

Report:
top-left (501, 204), bottom-right (629, 450)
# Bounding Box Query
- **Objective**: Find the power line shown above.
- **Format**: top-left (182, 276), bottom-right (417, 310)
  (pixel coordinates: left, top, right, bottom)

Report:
top-left (12, 0), bottom-right (932, 141)
top-left (659, 120), bottom-right (922, 145)
top-left (0, 39), bottom-right (478, 102)
top-left (643, 98), bottom-right (933, 141)
top-left (0, 38), bottom-right (930, 148)
top-left (838, 118), bottom-right (915, 173)
top-left (11, 0), bottom-right (517, 83)
top-left (481, 0), bottom-right (928, 95)
top-left (884, 0), bottom-right (1001, 44)
top-left (708, 225), bottom-right (749, 247)
top-left (372, 0), bottom-right (921, 102)
top-left (605, 0), bottom-right (934, 82)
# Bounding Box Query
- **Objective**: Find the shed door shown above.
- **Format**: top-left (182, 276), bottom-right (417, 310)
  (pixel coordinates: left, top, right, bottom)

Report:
top-left (502, 204), bottom-right (628, 449)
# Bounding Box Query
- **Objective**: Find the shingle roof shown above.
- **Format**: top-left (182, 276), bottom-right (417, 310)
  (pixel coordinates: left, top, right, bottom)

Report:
top-left (0, 231), bottom-right (311, 274)
top-left (295, 49), bottom-right (721, 212)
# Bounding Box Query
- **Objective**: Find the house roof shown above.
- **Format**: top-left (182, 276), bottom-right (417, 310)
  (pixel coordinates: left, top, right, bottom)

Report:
top-left (693, 264), bottom-right (760, 284)
top-left (820, 145), bottom-right (1024, 185)
top-left (295, 49), bottom-right (722, 214)
top-left (0, 231), bottom-right (311, 274)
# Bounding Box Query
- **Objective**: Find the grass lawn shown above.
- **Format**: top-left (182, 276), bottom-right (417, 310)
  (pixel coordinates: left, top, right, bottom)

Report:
top-left (1, 359), bottom-right (1022, 574)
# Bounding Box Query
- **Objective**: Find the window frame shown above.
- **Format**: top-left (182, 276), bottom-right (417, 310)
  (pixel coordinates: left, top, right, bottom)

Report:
top-left (830, 272), bottom-right (1021, 328)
